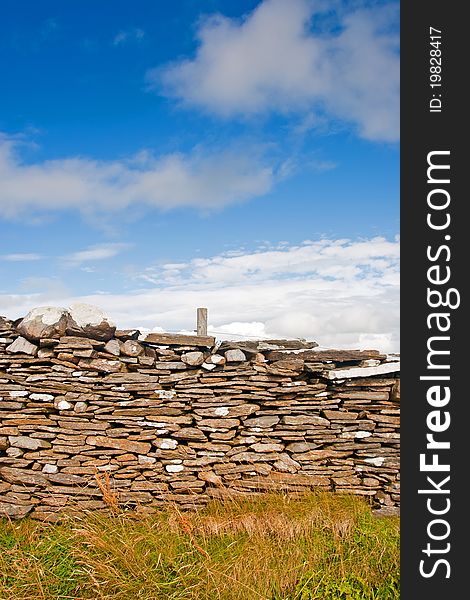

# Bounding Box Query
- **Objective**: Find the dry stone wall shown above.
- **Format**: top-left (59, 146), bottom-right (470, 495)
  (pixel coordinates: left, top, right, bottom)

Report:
top-left (0, 311), bottom-right (400, 521)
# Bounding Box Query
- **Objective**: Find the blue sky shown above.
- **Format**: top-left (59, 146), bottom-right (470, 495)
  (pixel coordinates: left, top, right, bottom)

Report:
top-left (0, 0), bottom-right (399, 351)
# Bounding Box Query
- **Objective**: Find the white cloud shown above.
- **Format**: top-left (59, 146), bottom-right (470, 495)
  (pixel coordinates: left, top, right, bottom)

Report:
top-left (154, 0), bottom-right (399, 141)
top-left (0, 135), bottom-right (274, 218)
top-left (113, 28), bottom-right (145, 46)
top-left (0, 253), bottom-right (42, 261)
top-left (0, 237), bottom-right (400, 352)
top-left (61, 243), bottom-right (130, 266)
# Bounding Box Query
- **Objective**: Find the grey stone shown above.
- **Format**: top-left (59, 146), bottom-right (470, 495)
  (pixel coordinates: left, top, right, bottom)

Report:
top-left (224, 349), bottom-right (246, 362)
top-left (17, 306), bottom-right (68, 341)
top-left (104, 339), bottom-right (121, 356)
top-left (6, 336), bottom-right (38, 356)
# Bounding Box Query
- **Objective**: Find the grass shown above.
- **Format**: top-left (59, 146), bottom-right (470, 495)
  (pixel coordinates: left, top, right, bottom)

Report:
top-left (0, 492), bottom-right (399, 599)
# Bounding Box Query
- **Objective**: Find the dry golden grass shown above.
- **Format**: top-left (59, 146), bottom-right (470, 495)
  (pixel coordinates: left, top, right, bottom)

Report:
top-left (0, 492), bottom-right (399, 599)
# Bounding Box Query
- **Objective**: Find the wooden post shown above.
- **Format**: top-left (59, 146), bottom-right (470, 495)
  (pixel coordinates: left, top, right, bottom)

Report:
top-left (197, 307), bottom-right (208, 336)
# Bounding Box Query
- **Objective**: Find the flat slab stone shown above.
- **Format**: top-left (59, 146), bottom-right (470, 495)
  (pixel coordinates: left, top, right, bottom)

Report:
top-left (324, 362), bottom-right (400, 380)
top-left (266, 349), bottom-right (387, 362)
top-left (6, 337), bottom-right (38, 356)
top-left (143, 333), bottom-right (215, 347)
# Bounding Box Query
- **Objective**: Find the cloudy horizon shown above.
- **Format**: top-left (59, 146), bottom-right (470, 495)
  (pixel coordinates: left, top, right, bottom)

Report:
top-left (0, 0), bottom-right (399, 352)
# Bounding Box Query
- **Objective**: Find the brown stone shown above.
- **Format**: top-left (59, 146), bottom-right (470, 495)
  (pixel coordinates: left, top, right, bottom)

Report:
top-left (195, 404), bottom-right (259, 418)
top-left (17, 307), bottom-right (68, 341)
top-left (65, 304), bottom-right (116, 341)
top-left (86, 435), bottom-right (151, 454)
top-left (181, 351), bottom-right (205, 366)
top-left (78, 358), bottom-right (122, 373)
top-left (121, 340), bottom-right (144, 357)
top-left (266, 349), bottom-right (386, 362)
top-left (144, 333), bottom-right (215, 347)
top-left (0, 467), bottom-right (48, 486)
top-left (0, 502), bottom-right (34, 518)
top-left (281, 415), bottom-right (329, 426)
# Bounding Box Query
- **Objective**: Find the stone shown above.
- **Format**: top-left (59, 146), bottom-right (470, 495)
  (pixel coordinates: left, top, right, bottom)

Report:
top-left (9, 436), bottom-right (52, 450)
top-left (0, 467), bottom-right (48, 486)
top-left (66, 303), bottom-right (116, 341)
top-left (244, 415), bottom-right (280, 428)
top-left (0, 436), bottom-right (8, 450)
top-left (165, 464), bottom-right (184, 473)
top-left (201, 362), bottom-right (217, 370)
top-left (208, 354), bottom-right (225, 365)
top-left (42, 464), bottom-right (58, 474)
top-left (86, 435), bottom-right (151, 454)
top-left (198, 471), bottom-right (223, 486)
top-left (78, 358), bottom-right (122, 373)
top-left (266, 349), bottom-right (387, 362)
top-left (121, 340), bottom-right (144, 357)
top-left (144, 332), bottom-right (215, 346)
top-left (198, 418), bottom-right (240, 429)
top-left (322, 410), bottom-right (358, 421)
top-left (173, 428), bottom-right (207, 441)
top-left (181, 351), bottom-right (205, 366)
top-left (195, 404), bottom-right (259, 418)
top-left (271, 359), bottom-right (304, 371)
top-left (324, 362), bottom-right (400, 380)
top-left (29, 393), bottom-right (54, 401)
top-left (154, 438), bottom-right (178, 450)
top-left (138, 455), bottom-right (157, 465)
top-left (54, 399), bottom-right (72, 410)
top-left (74, 402), bottom-right (88, 413)
top-left (286, 442), bottom-right (318, 453)
top-left (224, 349), bottom-right (246, 362)
top-left (282, 415), bottom-right (330, 426)
top-left (6, 336), bottom-right (38, 356)
top-left (274, 454), bottom-right (301, 473)
top-left (17, 306), bottom-right (68, 341)
top-left (0, 502), bottom-right (33, 518)
top-left (115, 329), bottom-right (140, 341)
top-left (252, 443), bottom-right (283, 453)
top-left (104, 339), bottom-right (121, 356)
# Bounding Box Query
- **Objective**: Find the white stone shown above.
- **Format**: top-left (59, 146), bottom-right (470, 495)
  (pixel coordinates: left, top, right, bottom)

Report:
top-left (68, 303), bottom-right (111, 327)
top-left (56, 399), bottom-right (72, 410)
top-left (154, 390), bottom-right (176, 399)
top-left (9, 391), bottom-right (28, 397)
top-left (32, 306), bottom-right (66, 326)
top-left (30, 393), bottom-right (54, 401)
top-left (209, 354), bottom-right (225, 365)
top-left (364, 457), bottom-right (385, 466)
top-left (201, 362), bottom-right (217, 370)
top-left (165, 464), bottom-right (184, 473)
top-left (137, 421), bottom-right (169, 429)
top-left (42, 464), bottom-right (58, 474)
top-left (355, 431), bottom-right (372, 439)
top-left (156, 439), bottom-right (178, 450)
top-left (214, 407), bottom-right (230, 417)
top-left (74, 401), bottom-right (88, 413)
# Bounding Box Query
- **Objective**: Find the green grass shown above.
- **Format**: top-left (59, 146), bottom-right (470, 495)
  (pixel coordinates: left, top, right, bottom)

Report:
top-left (0, 492), bottom-right (399, 599)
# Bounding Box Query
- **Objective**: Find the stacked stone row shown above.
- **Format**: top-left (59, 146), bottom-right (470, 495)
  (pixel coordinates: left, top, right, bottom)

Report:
top-left (0, 315), bottom-right (400, 521)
